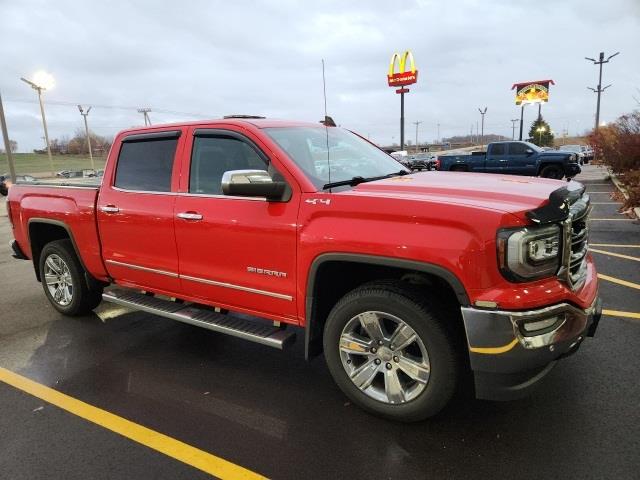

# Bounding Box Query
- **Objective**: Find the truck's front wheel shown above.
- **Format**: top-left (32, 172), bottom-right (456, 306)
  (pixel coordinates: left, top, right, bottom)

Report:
top-left (39, 239), bottom-right (103, 316)
top-left (323, 281), bottom-right (460, 422)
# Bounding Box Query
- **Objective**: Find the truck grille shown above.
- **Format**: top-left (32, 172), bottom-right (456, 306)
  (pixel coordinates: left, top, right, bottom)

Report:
top-left (561, 194), bottom-right (591, 289)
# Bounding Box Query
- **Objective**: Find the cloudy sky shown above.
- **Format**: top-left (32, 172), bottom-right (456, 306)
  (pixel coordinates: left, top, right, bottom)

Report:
top-left (1, 0), bottom-right (639, 152)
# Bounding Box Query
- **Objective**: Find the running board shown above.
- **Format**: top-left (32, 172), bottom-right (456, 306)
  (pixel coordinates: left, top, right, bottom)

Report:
top-left (102, 288), bottom-right (296, 350)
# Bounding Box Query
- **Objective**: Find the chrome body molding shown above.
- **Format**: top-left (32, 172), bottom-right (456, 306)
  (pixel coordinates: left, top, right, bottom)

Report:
top-left (105, 259), bottom-right (292, 301)
top-left (110, 186), bottom-right (266, 201)
top-left (181, 274), bottom-right (293, 301)
top-left (105, 259), bottom-right (179, 278)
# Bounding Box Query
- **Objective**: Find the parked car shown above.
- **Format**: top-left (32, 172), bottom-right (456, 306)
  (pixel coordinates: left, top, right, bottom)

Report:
top-left (0, 173), bottom-right (36, 196)
top-left (561, 145), bottom-right (588, 164)
top-left (7, 118), bottom-right (601, 421)
top-left (436, 141), bottom-right (581, 179)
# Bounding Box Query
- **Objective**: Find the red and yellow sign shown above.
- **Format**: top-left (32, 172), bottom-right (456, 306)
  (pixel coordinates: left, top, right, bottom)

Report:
top-left (511, 80), bottom-right (555, 105)
top-left (388, 51), bottom-right (418, 87)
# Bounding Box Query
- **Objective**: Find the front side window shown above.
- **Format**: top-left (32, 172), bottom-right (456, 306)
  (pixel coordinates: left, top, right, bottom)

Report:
top-left (190, 136), bottom-right (267, 195)
top-left (509, 142), bottom-right (530, 155)
top-left (264, 127), bottom-right (407, 190)
top-left (114, 137), bottom-right (178, 192)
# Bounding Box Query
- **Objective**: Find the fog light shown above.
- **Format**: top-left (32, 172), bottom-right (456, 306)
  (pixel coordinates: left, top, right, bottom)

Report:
top-left (522, 315), bottom-right (562, 333)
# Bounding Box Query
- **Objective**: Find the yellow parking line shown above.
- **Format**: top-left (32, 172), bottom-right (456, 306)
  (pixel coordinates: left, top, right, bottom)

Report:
top-left (0, 367), bottom-right (266, 480)
top-left (590, 248), bottom-right (640, 262)
top-left (602, 309), bottom-right (640, 320)
top-left (597, 273), bottom-right (640, 290)
top-left (590, 244), bottom-right (640, 248)
top-left (468, 338), bottom-right (518, 354)
top-left (589, 218), bottom-right (635, 221)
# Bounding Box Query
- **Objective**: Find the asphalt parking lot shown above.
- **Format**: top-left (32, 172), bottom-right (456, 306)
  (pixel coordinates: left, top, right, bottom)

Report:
top-left (0, 164), bottom-right (638, 479)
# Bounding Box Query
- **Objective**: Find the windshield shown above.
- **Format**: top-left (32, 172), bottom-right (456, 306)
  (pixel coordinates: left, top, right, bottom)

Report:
top-left (523, 142), bottom-right (543, 152)
top-left (264, 127), bottom-right (408, 189)
top-left (561, 145), bottom-right (581, 152)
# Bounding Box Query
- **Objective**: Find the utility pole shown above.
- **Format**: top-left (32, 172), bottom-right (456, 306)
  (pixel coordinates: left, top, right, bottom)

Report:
top-left (510, 119), bottom-right (519, 140)
top-left (478, 107), bottom-right (487, 145)
top-left (77, 105), bottom-right (94, 171)
top-left (470, 124), bottom-right (473, 144)
top-left (137, 108), bottom-right (152, 126)
top-left (585, 51), bottom-right (619, 131)
top-left (0, 91), bottom-right (17, 184)
top-left (412, 121), bottom-right (422, 153)
top-left (21, 75), bottom-right (55, 177)
top-left (436, 123), bottom-right (440, 144)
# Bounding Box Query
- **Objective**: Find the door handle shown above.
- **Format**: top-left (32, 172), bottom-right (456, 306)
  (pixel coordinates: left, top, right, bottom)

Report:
top-left (100, 205), bottom-right (120, 213)
top-left (177, 212), bottom-right (203, 221)
top-left (499, 159), bottom-right (508, 162)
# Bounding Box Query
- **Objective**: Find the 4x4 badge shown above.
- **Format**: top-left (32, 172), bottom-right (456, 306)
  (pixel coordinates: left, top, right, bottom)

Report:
top-left (305, 198), bottom-right (331, 205)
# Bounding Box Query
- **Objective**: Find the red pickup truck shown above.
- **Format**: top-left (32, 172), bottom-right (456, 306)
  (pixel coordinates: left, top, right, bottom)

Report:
top-left (7, 118), bottom-right (601, 421)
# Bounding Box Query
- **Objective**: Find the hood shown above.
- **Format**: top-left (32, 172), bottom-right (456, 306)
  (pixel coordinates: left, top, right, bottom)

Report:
top-left (348, 171), bottom-right (568, 217)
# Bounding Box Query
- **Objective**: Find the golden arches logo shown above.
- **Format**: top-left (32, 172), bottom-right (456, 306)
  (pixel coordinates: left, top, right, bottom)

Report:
top-left (387, 50), bottom-right (418, 87)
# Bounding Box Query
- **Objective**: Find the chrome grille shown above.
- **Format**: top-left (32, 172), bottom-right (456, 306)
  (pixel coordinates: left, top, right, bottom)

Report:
top-left (560, 193), bottom-right (591, 289)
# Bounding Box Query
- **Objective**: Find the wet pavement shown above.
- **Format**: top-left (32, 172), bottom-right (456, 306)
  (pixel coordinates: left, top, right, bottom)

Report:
top-left (0, 164), bottom-right (639, 479)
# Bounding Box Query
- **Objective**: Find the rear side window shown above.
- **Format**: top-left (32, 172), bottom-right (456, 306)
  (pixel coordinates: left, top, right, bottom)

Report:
top-left (490, 144), bottom-right (506, 155)
top-left (190, 136), bottom-right (266, 195)
top-left (114, 137), bottom-right (178, 192)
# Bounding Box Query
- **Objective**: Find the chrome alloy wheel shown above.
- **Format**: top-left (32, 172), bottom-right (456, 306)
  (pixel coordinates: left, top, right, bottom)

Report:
top-left (339, 311), bottom-right (430, 404)
top-left (43, 254), bottom-right (74, 306)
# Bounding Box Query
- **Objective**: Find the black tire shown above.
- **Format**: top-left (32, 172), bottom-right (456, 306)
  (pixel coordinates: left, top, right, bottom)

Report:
top-left (539, 164), bottom-right (565, 180)
top-left (0, 184), bottom-right (7, 196)
top-left (323, 281), bottom-right (461, 422)
top-left (39, 239), bottom-right (103, 316)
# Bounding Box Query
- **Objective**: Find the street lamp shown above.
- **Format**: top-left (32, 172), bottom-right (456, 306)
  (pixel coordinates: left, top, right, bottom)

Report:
top-left (21, 71), bottom-right (55, 177)
top-left (536, 126), bottom-right (546, 145)
top-left (77, 105), bottom-right (95, 170)
top-left (585, 51), bottom-right (619, 131)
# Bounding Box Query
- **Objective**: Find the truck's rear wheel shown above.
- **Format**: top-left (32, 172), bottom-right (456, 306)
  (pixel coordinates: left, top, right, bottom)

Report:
top-left (39, 239), bottom-right (103, 316)
top-left (323, 281), bottom-right (460, 422)
top-left (539, 164), bottom-right (564, 179)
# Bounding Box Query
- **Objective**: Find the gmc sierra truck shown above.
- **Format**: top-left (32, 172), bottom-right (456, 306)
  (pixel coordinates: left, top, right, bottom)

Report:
top-left (437, 141), bottom-right (581, 179)
top-left (7, 118), bottom-right (601, 421)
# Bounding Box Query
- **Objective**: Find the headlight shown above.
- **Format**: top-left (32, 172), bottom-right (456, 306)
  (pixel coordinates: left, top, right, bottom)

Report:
top-left (497, 225), bottom-right (561, 281)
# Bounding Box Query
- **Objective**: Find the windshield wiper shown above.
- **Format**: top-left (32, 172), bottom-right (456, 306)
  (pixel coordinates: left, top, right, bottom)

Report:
top-left (322, 170), bottom-right (409, 190)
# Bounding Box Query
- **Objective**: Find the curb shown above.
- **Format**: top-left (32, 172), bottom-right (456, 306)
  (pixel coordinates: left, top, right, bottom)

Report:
top-left (609, 172), bottom-right (639, 219)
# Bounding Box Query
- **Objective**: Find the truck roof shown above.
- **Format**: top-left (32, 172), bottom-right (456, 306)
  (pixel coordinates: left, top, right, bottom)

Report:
top-left (115, 118), bottom-right (322, 137)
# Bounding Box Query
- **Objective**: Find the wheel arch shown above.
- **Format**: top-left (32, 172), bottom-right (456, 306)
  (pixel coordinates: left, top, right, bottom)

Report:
top-left (27, 218), bottom-right (100, 290)
top-left (304, 253), bottom-right (470, 360)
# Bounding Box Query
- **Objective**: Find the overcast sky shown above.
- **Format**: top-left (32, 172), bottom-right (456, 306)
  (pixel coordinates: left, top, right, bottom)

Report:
top-left (1, 0), bottom-right (639, 152)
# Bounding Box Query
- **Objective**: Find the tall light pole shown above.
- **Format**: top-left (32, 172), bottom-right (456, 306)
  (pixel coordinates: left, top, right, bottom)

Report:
top-left (436, 123), bottom-right (440, 144)
top-left (21, 71), bottom-right (55, 177)
top-left (510, 118), bottom-right (519, 140)
top-left (412, 120), bottom-right (422, 153)
top-left (0, 91), bottom-right (17, 184)
top-left (77, 105), bottom-right (94, 170)
top-left (478, 107), bottom-right (487, 145)
top-left (585, 51), bottom-right (619, 131)
top-left (137, 108), bottom-right (152, 126)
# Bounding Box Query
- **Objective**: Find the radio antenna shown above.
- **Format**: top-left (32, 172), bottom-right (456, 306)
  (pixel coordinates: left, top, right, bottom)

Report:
top-left (322, 59), bottom-right (331, 190)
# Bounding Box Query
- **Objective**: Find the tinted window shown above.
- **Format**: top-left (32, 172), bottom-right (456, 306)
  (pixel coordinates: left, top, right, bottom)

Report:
top-left (190, 136), bottom-right (266, 195)
top-left (114, 138), bottom-right (178, 192)
top-left (490, 143), bottom-right (506, 155)
top-left (509, 143), bottom-right (529, 155)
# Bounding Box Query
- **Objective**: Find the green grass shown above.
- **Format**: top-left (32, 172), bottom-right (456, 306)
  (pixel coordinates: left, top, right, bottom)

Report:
top-left (0, 153), bottom-right (107, 176)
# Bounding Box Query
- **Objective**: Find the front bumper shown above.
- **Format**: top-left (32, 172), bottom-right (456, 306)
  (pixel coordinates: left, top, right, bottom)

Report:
top-left (566, 163), bottom-right (581, 177)
top-left (461, 297), bottom-right (602, 400)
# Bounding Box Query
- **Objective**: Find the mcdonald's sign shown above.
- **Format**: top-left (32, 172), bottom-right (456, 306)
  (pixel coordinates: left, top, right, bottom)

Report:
top-left (387, 51), bottom-right (418, 87)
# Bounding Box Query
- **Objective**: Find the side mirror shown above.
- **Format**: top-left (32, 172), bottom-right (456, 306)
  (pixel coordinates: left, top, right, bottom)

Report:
top-left (221, 170), bottom-right (287, 201)
top-left (526, 149), bottom-right (534, 155)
